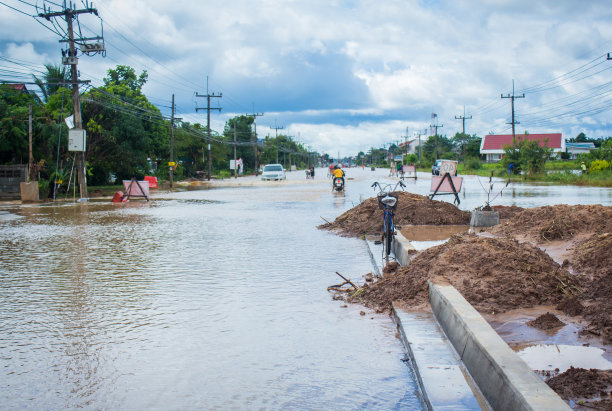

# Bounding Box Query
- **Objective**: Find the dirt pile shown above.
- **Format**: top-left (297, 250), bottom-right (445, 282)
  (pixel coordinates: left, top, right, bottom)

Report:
top-left (492, 205), bottom-right (525, 220)
top-left (350, 234), bottom-right (578, 313)
top-left (546, 367), bottom-right (612, 409)
top-left (527, 312), bottom-right (565, 330)
top-left (490, 204), bottom-right (612, 241)
top-left (319, 192), bottom-right (471, 237)
top-left (569, 233), bottom-right (612, 342)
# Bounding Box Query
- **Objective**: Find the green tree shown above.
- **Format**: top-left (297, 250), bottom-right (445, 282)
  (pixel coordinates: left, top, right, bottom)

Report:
top-left (502, 136), bottom-right (553, 176)
top-left (422, 135), bottom-right (455, 164)
top-left (82, 65), bottom-right (169, 184)
top-left (33, 64), bottom-right (68, 102)
top-left (451, 132), bottom-right (482, 159)
top-left (223, 116), bottom-right (255, 171)
top-left (0, 84), bottom-right (58, 166)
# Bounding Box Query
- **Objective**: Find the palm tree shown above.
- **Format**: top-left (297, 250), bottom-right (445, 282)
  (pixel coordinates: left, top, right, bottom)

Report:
top-left (33, 64), bottom-right (69, 102)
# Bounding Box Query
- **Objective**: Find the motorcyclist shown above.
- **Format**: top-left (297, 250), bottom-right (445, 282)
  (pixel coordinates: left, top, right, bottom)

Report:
top-left (332, 165), bottom-right (345, 187)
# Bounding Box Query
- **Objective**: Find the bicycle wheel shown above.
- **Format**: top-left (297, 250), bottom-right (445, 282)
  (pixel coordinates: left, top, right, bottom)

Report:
top-left (385, 213), bottom-right (393, 256)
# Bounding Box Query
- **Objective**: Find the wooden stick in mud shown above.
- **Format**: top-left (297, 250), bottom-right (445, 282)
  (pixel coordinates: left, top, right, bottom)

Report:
top-left (335, 272), bottom-right (357, 289)
top-left (320, 216), bottom-right (331, 224)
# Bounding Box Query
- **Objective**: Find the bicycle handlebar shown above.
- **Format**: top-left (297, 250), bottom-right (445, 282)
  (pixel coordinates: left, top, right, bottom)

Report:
top-left (371, 180), bottom-right (405, 195)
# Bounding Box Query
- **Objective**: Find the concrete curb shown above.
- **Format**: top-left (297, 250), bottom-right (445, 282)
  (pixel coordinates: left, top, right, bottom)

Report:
top-left (428, 282), bottom-right (570, 411)
top-left (392, 230), bottom-right (416, 266)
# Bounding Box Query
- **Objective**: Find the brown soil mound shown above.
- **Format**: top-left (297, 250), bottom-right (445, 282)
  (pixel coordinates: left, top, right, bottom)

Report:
top-left (490, 204), bottom-right (612, 242)
top-left (572, 233), bottom-right (612, 280)
top-left (319, 192), bottom-right (471, 237)
top-left (527, 312), bottom-right (565, 330)
top-left (556, 297), bottom-right (584, 316)
top-left (350, 234), bottom-right (579, 313)
top-left (570, 233), bottom-right (612, 343)
top-left (492, 204), bottom-right (525, 220)
top-left (546, 367), bottom-right (612, 402)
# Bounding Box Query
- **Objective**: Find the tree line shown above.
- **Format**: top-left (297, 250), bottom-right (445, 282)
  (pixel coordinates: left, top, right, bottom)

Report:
top-left (0, 64), bottom-right (317, 193)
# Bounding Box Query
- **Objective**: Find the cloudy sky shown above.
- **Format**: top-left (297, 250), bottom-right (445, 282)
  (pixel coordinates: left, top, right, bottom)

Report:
top-left (1, 0), bottom-right (611, 156)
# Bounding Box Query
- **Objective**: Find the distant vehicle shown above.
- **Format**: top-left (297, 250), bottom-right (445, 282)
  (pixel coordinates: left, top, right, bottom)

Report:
top-left (432, 159), bottom-right (457, 176)
top-left (333, 176), bottom-right (344, 191)
top-left (261, 164), bottom-right (286, 181)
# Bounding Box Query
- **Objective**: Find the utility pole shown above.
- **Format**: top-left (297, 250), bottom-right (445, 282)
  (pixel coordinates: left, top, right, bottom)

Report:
top-left (28, 104), bottom-right (32, 182)
top-left (233, 123), bottom-right (238, 179)
top-left (272, 125), bottom-right (283, 138)
top-left (39, 3), bottom-right (104, 200)
top-left (430, 114), bottom-right (443, 160)
top-left (501, 80), bottom-right (525, 145)
top-left (196, 79), bottom-right (222, 180)
top-left (415, 130), bottom-right (425, 166)
top-left (246, 111), bottom-right (264, 174)
top-left (455, 105), bottom-right (472, 165)
top-left (170, 94), bottom-right (175, 188)
top-left (404, 127), bottom-right (409, 160)
top-left (272, 125), bottom-right (283, 163)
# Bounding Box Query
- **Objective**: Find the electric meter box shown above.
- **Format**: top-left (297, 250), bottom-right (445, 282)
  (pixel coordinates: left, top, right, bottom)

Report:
top-left (68, 129), bottom-right (86, 151)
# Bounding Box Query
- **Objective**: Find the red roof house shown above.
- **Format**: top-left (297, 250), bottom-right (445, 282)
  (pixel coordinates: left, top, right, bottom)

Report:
top-left (480, 133), bottom-right (564, 162)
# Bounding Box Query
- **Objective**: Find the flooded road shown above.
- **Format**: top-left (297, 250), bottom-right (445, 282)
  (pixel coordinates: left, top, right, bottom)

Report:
top-left (0, 168), bottom-right (423, 410)
top-left (1, 167), bottom-right (611, 409)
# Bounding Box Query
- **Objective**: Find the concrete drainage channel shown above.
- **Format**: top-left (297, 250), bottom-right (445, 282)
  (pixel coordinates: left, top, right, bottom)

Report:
top-left (364, 231), bottom-right (570, 411)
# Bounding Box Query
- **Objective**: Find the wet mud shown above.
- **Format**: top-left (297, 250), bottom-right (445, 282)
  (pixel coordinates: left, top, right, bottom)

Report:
top-left (527, 312), bottom-right (565, 330)
top-left (546, 367), bottom-right (612, 410)
top-left (324, 201), bottom-right (612, 407)
top-left (318, 192), bottom-right (470, 237)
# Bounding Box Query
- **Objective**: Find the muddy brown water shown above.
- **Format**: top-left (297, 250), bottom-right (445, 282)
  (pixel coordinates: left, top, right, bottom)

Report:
top-left (0, 169), bottom-right (422, 409)
top-left (1, 168), bottom-right (612, 409)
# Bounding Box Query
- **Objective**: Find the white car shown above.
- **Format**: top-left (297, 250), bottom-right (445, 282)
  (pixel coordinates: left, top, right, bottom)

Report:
top-left (261, 164), bottom-right (286, 181)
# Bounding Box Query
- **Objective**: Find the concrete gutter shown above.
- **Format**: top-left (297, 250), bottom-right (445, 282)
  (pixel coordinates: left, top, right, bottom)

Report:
top-left (428, 282), bottom-right (571, 411)
top-left (392, 306), bottom-right (487, 410)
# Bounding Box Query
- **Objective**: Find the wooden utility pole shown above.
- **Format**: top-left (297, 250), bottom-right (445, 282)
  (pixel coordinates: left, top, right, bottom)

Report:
top-left (195, 81), bottom-right (222, 181)
top-left (415, 130), bottom-right (425, 166)
top-left (455, 105), bottom-right (472, 165)
top-left (501, 80), bottom-right (525, 145)
top-left (39, 4), bottom-right (104, 199)
top-left (272, 125), bottom-right (283, 164)
top-left (28, 104), bottom-right (33, 182)
top-left (233, 123), bottom-right (237, 178)
top-left (170, 94), bottom-right (175, 188)
top-left (404, 127), bottom-right (409, 160)
top-left (430, 114), bottom-right (443, 160)
top-left (246, 112), bottom-right (264, 174)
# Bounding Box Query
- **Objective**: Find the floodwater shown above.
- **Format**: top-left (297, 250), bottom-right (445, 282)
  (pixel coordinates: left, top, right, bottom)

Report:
top-left (1, 167), bottom-right (611, 409)
top-left (515, 344), bottom-right (612, 373)
top-left (0, 168), bottom-right (423, 410)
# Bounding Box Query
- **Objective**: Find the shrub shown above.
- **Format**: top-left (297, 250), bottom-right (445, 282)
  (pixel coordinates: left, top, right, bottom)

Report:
top-left (589, 159), bottom-right (610, 173)
top-left (465, 157), bottom-right (481, 170)
top-left (217, 169), bottom-right (231, 179)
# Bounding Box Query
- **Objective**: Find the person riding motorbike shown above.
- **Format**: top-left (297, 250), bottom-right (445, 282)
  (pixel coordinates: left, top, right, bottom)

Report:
top-left (332, 165), bottom-right (345, 188)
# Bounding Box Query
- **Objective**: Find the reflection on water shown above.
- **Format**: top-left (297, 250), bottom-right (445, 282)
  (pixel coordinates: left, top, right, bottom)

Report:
top-left (0, 172), bottom-right (421, 409)
top-left (515, 344), bottom-right (612, 373)
top-left (401, 225), bottom-right (469, 241)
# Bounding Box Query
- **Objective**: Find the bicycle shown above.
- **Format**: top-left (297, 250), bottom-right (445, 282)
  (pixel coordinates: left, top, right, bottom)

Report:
top-left (371, 180), bottom-right (406, 266)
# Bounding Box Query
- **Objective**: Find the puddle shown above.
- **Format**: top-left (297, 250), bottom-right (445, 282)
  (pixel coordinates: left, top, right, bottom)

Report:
top-left (411, 239), bottom-right (447, 251)
top-left (400, 225), bottom-right (469, 241)
top-left (513, 344), bottom-right (612, 373)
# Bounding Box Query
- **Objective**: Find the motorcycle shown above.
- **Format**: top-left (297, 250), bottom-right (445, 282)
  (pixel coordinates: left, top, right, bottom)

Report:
top-left (332, 177), bottom-right (344, 192)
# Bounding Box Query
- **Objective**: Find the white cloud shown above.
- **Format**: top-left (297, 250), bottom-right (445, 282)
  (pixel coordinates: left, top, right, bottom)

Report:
top-left (5, 42), bottom-right (48, 64)
top-left (1, 0), bottom-right (611, 155)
